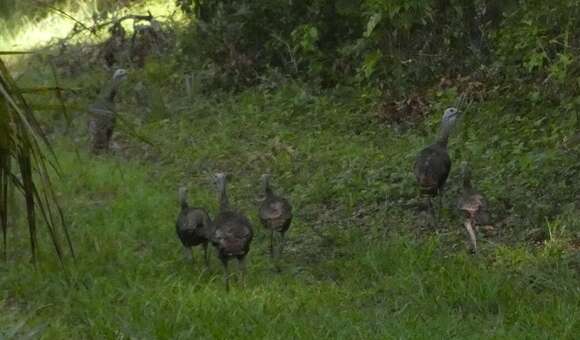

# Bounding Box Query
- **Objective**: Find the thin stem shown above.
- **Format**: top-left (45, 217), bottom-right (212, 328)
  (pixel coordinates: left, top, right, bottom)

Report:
top-left (203, 242), bottom-right (209, 268)
top-left (269, 229), bottom-right (274, 258)
top-left (464, 219), bottom-right (478, 254)
top-left (238, 256), bottom-right (247, 288)
top-left (279, 232), bottom-right (286, 257)
top-left (437, 191), bottom-right (443, 224)
top-left (222, 258), bottom-right (230, 292)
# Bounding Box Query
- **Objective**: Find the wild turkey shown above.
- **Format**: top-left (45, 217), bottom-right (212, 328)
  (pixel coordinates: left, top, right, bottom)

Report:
top-left (259, 174), bottom-right (292, 259)
top-left (457, 162), bottom-right (490, 253)
top-left (414, 107), bottom-right (460, 225)
top-left (175, 186), bottom-right (212, 268)
top-left (211, 173), bottom-right (253, 291)
top-left (88, 68), bottom-right (128, 154)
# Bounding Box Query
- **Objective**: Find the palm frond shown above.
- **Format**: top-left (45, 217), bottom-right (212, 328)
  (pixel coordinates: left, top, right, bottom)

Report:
top-left (0, 56), bottom-right (74, 264)
top-left (0, 51), bottom-right (35, 55)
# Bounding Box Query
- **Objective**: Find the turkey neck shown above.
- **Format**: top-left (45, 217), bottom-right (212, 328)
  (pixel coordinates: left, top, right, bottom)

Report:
top-left (263, 177), bottom-right (274, 199)
top-left (462, 173), bottom-right (472, 190)
top-left (179, 188), bottom-right (188, 209)
top-left (436, 120), bottom-right (454, 147)
top-left (99, 76), bottom-right (124, 104)
top-left (217, 178), bottom-right (229, 211)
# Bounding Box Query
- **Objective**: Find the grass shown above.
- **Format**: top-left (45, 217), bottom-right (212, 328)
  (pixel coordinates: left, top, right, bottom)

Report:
top-left (1, 74), bottom-right (579, 338)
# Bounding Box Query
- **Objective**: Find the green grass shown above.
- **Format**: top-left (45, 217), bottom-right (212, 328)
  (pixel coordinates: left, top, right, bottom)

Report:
top-left (1, 71), bottom-right (579, 338)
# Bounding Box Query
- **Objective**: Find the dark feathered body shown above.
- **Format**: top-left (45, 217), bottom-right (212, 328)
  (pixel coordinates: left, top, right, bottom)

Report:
top-left (259, 175), bottom-right (292, 260)
top-left (414, 142), bottom-right (451, 196)
top-left (259, 193), bottom-right (292, 233)
top-left (212, 173), bottom-right (253, 291)
top-left (175, 187), bottom-right (211, 267)
top-left (176, 206), bottom-right (212, 248)
top-left (212, 210), bottom-right (253, 259)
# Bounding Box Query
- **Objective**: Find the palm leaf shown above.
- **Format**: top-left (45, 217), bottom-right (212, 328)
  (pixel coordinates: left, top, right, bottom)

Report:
top-left (0, 56), bottom-right (74, 264)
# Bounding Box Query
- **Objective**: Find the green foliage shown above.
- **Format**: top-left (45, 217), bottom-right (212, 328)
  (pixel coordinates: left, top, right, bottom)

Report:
top-left (180, 0), bottom-right (515, 90)
top-left (493, 0), bottom-right (580, 107)
top-left (179, 0), bottom-right (578, 102)
top-left (179, 0), bottom-right (362, 88)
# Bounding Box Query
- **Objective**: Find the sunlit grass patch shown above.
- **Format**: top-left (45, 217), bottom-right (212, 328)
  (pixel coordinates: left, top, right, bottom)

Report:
top-left (0, 0), bottom-right (98, 50)
top-left (0, 0), bottom-right (182, 52)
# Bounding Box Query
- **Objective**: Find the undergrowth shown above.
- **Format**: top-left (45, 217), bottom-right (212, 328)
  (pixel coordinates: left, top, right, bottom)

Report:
top-left (1, 71), bottom-right (580, 337)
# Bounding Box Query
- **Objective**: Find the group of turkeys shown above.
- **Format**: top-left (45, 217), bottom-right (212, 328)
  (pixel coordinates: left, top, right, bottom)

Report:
top-left (176, 173), bottom-right (292, 291)
top-left (89, 69), bottom-right (490, 290)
